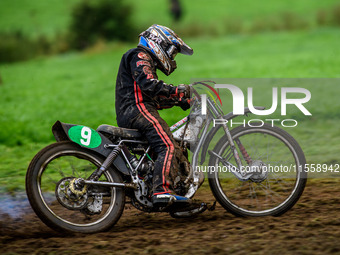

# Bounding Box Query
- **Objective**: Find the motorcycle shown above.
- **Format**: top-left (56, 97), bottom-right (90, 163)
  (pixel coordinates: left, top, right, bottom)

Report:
top-left (26, 82), bottom-right (307, 233)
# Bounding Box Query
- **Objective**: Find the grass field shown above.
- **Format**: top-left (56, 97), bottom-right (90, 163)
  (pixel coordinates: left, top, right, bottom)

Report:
top-left (0, 1), bottom-right (340, 192)
top-left (1, 28), bottom-right (340, 144)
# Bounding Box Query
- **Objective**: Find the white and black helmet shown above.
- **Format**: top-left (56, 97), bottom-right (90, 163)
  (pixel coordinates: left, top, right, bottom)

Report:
top-left (138, 24), bottom-right (193, 75)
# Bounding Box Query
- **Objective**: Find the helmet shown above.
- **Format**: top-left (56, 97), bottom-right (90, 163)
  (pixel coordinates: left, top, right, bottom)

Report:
top-left (138, 24), bottom-right (193, 75)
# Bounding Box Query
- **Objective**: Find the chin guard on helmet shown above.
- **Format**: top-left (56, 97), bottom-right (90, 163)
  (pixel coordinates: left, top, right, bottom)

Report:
top-left (138, 24), bottom-right (193, 75)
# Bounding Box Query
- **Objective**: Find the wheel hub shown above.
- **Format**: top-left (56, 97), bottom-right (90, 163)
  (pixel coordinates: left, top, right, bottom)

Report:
top-left (55, 177), bottom-right (88, 210)
top-left (249, 160), bottom-right (268, 183)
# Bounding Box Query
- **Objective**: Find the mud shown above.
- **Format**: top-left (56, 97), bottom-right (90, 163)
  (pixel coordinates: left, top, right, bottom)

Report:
top-left (1, 179), bottom-right (340, 255)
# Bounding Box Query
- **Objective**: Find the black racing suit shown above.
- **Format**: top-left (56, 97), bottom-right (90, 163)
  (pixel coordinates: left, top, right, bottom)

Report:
top-left (115, 47), bottom-right (185, 195)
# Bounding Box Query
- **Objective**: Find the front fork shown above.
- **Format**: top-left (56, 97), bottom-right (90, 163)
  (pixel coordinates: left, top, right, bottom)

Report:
top-left (186, 117), bottom-right (248, 197)
top-left (219, 122), bottom-right (257, 181)
top-left (205, 98), bottom-right (245, 172)
top-left (221, 123), bottom-right (243, 170)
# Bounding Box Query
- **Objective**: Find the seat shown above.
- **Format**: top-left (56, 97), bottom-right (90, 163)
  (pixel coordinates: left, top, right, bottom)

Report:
top-left (97, 124), bottom-right (142, 139)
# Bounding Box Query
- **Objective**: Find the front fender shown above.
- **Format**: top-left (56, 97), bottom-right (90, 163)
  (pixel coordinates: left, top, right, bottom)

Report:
top-left (52, 120), bottom-right (130, 175)
top-left (199, 106), bottom-right (265, 164)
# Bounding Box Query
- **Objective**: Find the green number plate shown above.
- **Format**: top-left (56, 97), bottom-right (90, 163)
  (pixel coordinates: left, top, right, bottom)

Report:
top-left (68, 125), bottom-right (102, 148)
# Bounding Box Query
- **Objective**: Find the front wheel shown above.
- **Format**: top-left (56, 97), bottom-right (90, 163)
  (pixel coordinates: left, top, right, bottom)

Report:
top-left (26, 141), bottom-right (125, 233)
top-left (208, 123), bottom-right (307, 217)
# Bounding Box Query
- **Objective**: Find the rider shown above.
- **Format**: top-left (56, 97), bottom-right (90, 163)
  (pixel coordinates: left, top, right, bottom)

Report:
top-left (115, 24), bottom-right (193, 206)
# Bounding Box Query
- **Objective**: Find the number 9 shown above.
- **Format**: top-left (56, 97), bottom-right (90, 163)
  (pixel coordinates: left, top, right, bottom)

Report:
top-left (80, 127), bottom-right (92, 146)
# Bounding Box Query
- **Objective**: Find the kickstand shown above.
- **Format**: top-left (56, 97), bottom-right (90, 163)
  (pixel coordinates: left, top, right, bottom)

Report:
top-left (208, 201), bottom-right (217, 211)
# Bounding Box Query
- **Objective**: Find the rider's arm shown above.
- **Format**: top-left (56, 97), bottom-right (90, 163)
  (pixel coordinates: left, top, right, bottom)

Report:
top-left (130, 51), bottom-right (177, 97)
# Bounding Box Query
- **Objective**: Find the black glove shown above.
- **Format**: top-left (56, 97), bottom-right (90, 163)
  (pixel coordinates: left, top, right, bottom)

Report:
top-left (175, 84), bottom-right (190, 111)
top-left (178, 97), bottom-right (191, 111)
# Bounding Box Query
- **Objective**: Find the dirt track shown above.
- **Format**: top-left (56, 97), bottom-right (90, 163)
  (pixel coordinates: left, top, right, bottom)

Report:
top-left (1, 179), bottom-right (340, 255)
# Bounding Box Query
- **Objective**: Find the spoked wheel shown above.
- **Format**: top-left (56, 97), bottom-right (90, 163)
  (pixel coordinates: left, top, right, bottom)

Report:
top-left (26, 141), bottom-right (125, 233)
top-left (208, 123), bottom-right (307, 216)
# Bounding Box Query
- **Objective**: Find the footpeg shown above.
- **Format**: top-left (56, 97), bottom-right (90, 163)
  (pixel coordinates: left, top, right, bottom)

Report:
top-left (169, 202), bottom-right (207, 218)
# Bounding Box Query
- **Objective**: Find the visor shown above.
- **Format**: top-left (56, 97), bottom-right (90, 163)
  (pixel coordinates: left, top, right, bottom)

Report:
top-left (155, 24), bottom-right (194, 56)
top-left (179, 42), bottom-right (193, 55)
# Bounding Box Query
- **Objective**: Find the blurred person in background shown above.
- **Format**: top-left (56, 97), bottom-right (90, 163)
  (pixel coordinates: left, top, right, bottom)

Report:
top-left (170, 0), bottom-right (182, 21)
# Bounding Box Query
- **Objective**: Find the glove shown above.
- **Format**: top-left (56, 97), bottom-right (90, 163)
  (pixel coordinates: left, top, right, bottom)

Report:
top-left (178, 97), bottom-right (191, 111)
top-left (173, 84), bottom-right (190, 111)
top-left (163, 84), bottom-right (191, 111)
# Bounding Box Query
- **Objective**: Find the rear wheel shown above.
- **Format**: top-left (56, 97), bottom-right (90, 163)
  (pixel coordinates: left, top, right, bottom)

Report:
top-left (208, 123), bottom-right (307, 216)
top-left (26, 141), bottom-right (125, 233)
